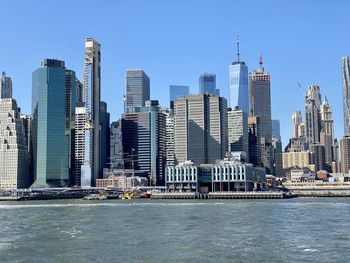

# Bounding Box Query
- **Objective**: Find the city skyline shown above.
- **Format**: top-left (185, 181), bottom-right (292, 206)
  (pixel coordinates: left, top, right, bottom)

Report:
top-left (1, 1), bottom-right (350, 147)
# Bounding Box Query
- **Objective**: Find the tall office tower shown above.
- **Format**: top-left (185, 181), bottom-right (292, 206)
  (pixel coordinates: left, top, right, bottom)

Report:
top-left (162, 108), bottom-right (175, 167)
top-left (125, 69), bottom-right (150, 113)
top-left (305, 85), bottom-right (321, 144)
top-left (248, 116), bottom-right (261, 166)
top-left (272, 138), bottom-right (283, 176)
top-left (292, 111), bottom-right (303, 138)
top-left (229, 35), bottom-right (248, 113)
top-left (110, 120), bottom-right (123, 169)
top-left (309, 143), bottom-right (325, 172)
top-left (199, 73), bottom-right (220, 96)
top-left (20, 115), bottom-right (33, 184)
top-left (332, 139), bottom-right (340, 173)
top-left (122, 100), bottom-right (166, 185)
top-left (228, 107), bottom-right (248, 159)
top-left (174, 94), bottom-right (227, 165)
top-left (32, 59), bottom-right (74, 187)
top-left (75, 79), bottom-right (83, 103)
top-left (74, 38), bottom-right (101, 186)
top-left (65, 70), bottom-right (77, 182)
top-left (100, 101), bottom-right (110, 175)
top-left (0, 72), bottom-right (12, 99)
top-left (320, 97), bottom-right (334, 168)
top-left (169, 85), bottom-right (189, 110)
top-left (272, 119), bottom-right (281, 141)
top-left (249, 57), bottom-right (272, 173)
top-left (342, 56), bottom-right (350, 136)
top-left (340, 136), bottom-right (350, 174)
top-left (0, 99), bottom-right (29, 189)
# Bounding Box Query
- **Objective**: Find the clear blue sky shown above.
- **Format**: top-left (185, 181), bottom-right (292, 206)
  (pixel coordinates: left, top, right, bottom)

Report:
top-left (1, 0), bottom-right (349, 147)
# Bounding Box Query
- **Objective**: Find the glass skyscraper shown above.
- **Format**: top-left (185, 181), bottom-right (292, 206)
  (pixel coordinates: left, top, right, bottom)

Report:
top-left (169, 85), bottom-right (189, 109)
top-left (199, 73), bottom-right (219, 96)
top-left (31, 59), bottom-right (71, 187)
top-left (229, 61), bottom-right (248, 113)
top-left (342, 56), bottom-right (350, 136)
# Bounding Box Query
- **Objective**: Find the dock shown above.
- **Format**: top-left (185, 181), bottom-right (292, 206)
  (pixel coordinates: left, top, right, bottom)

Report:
top-left (151, 191), bottom-right (295, 199)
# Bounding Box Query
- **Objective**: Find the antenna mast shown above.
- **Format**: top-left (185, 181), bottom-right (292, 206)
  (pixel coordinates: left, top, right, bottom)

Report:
top-left (236, 32), bottom-right (240, 62)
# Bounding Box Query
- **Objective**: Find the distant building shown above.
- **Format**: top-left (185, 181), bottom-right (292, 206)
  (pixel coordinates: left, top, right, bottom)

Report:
top-left (228, 107), bottom-right (248, 158)
top-left (125, 69), bottom-right (150, 113)
top-left (199, 73), bottom-right (219, 96)
top-left (272, 138), bottom-right (283, 177)
top-left (122, 100), bottom-right (166, 186)
top-left (340, 136), bottom-right (350, 174)
top-left (309, 143), bottom-right (325, 172)
top-left (292, 111), bottom-right (303, 138)
top-left (282, 151), bottom-right (311, 170)
top-left (0, 99), bottom-right (29, 189)
top-left (110, 120), bottom-right (123, 169)
top-left (305, 85), bottom-right (321, 144)
top-left (100, 101), bottom-right (110, 175)
top-left (174, 94), bottom-right (228, 165)
top-left (162, 109), bottom-right (175, 167)
top-left (169, 85), bottom-right (189, 110)
top-left (248, 116), bottom-right (261, 167)
top-left (0, 72), bottom-right (12, 99)
top-left (272, 119), bottom-right (281, 141)
top-left (342, 56), bottom-right (350, 136)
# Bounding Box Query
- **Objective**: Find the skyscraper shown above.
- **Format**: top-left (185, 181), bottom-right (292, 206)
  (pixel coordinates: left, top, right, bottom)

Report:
top-left (110, 120), bottom-right (123, 169)
top-left (0, 98), bottom-right (29, 189)
top-left (248, 116), bottom-right (261, 167)
top-left (199, 73), bottom-right (219, 96)
top-left (272, 119), bottom-right (281, 141)
top-left (122, 100), bottom-right (166, 185)
top-left (249, 57), bottom-right (272, 173)
top-left (340, 136), bottom-right (350, 174)
top-left (75, 38), bottom-right (101, 186)
top-left (31, 59), bottom-right (72, 187)
top-left (100, 101), bottom-right (110, 175)
top-left (228, 107), bottom-right (248, 158)
top-left (229, 35), bottom-right (248, 113)
top-left (342, 56), bottom-right (350, 136)
top-left (169, 85), bottom-right (189, 109)
top-left (292, 111), bottom-right (303, 138)
top-left (125, 69), bottom-right (150, 113)
top-left (0, 72), bottom-right (12, 99)
top-left (320, 97), bottom-right (334, 168)
top-left (305, 85), bottom-right (321, 144)
top-left (174, 94), bottom-right (228, 165)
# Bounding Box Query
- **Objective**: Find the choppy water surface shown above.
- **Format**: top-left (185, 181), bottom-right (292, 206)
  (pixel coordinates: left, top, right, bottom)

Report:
top-left (0, 198), bottom-right (350, 262)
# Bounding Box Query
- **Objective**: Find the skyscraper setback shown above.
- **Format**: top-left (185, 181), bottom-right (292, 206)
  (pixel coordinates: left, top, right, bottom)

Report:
top-left (0, 72), bottom-right (12, 99)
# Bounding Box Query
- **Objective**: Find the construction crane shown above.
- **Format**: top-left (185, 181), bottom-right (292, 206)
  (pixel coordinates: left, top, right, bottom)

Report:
top-left (297, 83), bottom-right (308, 100)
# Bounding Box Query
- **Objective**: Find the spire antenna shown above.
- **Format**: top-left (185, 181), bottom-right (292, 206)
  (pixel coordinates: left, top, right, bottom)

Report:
top-left (236, 32), bottom-right (240, 62)
top-left (259, 54), bottom-right (264, 72)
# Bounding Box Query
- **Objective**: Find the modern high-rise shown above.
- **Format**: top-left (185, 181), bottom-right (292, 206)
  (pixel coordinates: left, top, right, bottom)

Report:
top-left (169, 85), bottom-right (189, 110)
top-left (249, 57), bottom-right (272, 173)
top-left (125, 69), bottom-right (150, 113)
top-left (272, 119), bottom-right (281, 141)
top-left (32, 59), bottom-right (72, 187)
top-left (249, 58), bottom-right (272, 142)
top-left (229, 36), bottom-right (248, 113)
top-left (340, 136), bottom-right (350, 174)
top-left (122, 100), bottom-right (166, 185)
top-left (0, 98), bottom-right (29, 189)
top-left (228, 107), bottom-right (248, 158)
top-left (162, 109), bottom-right (175, 167)
top-left (342, 56), bottom-right (350, 136)
top-left (320, 97), bottom-right (334, 167)
top-left (0, 72), bottom-right (12, 99)
top-left (100, 101), bottom-right (110, 175)
top-left (199, 73), bottom-right (219, 96)
top-left (174, 94), bottom-right (228, 165)
top-left (75, 38), bottom-right (101, 186)
top-left (248, 116), bottom-right (261, 167)
top-left (272, 138), bottom-right (283, 177)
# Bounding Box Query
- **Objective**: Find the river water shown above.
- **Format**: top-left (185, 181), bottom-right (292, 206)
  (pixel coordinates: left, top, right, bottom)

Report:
top-left (0, 198), bottom-right (349, 262)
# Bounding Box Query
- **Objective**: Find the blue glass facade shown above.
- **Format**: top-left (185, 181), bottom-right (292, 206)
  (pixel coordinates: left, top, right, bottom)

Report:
top-left (229, 61), bottom-right (248, 113)
top-left (31, 59), bottom-right (70, 187)
top-left (199, 73), bottom-right (219, 96)
top-left (169, 85), bottom-right (189, 109)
